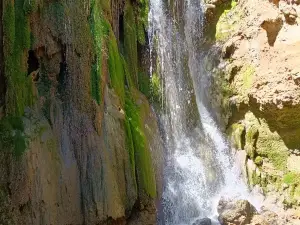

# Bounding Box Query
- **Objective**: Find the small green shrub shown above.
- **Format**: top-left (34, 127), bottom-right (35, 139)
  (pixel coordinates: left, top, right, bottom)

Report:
top-left (283, 173), bottom-right (300, 185)
top-left (255, 156), bottom-right (263, 166)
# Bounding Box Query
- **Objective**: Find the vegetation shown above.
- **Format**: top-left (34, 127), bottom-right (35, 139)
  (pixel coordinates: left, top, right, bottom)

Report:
top-left (136, 0), bottom-right (149, 44)
top-left (3, 0), bottom-right (34, 116)
top-left (283, 173), bottom-right (300, 185)
top-left (254, 156), bottom-right (263, 166)
top-left (124, 0), bottom-right (139, 86)
top-left (108, 32), bottom-right (125, 104)
top-left (0, 116), bottom-right (27, 157)
top-left (228, 123), bottom-right (245, 150)
top-left (215, 0), bottom-right (240, 41)
top-left (89, 0), bottom-right (110, 104)
top-left (23, 0), bottom-right (38, 14)
top-left (125, 91), bottom-right (156, 198)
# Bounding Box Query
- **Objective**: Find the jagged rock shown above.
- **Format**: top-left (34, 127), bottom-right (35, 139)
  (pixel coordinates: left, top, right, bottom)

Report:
top-left (259, 208), bottom-right (280, 225)
top-left (218, 198), bottom-right (257, 225)
top-left (192, 217), bottom-right (212, 225)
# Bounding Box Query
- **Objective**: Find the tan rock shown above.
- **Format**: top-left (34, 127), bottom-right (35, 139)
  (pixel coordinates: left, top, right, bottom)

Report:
top-left (287, 155), bottom-right (300, 173)
top-left (218, 198), bottom-right (257, 225)
top-left (250, 215), bottom-right (269, 225)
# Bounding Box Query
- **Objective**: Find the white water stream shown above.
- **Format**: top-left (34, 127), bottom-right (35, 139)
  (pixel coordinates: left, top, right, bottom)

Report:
top-left (148, 0), bottom-right (261, 224)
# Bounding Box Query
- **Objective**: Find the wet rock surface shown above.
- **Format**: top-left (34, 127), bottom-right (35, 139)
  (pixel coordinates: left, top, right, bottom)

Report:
top-left (192, 217), bottom-right (212, 225)
top-left (217, 198), bottom-right (257, 225)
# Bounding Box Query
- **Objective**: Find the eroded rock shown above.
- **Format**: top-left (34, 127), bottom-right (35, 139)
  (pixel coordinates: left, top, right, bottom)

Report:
top-left (218, 198), bottom-right (257, 225)
top-left (261, 17), bottom-right (283, 46)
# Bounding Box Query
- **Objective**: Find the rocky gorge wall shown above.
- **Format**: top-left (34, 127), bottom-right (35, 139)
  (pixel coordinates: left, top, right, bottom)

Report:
top-left (204, 0), bottom-right (300, 223)
top-left (0, 0), bottom-right (163, 224)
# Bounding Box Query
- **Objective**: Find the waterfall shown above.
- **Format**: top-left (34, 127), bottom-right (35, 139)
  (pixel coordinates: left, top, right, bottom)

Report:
top-left (149, 0), bottom-right (260, 224)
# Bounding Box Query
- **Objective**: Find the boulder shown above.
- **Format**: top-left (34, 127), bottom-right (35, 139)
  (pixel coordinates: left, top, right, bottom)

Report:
top-left (218, 198), bottom-right (257, 225)
top-left (192, 217), bottom-right (212, 225)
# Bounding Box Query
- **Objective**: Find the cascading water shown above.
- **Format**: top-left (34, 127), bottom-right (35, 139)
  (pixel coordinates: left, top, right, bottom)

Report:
top-left (148, 0), bottom-right (260, 224)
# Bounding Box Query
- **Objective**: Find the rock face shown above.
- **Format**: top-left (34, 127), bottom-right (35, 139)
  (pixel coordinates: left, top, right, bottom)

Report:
top-left (205, 0), bottom-right (300, 217)
top-left (0, 0), bottom-right (163, 224)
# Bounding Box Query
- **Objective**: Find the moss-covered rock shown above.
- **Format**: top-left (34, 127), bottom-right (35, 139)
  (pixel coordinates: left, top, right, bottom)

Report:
top-left (215, 0), bottom-right (240, 42)
top-left (1, 0), bottom-right (160, 223)
top-left (3, 0), bottom-right (34, 116)
top-left (254, 156), bottom-right (263, 166)
top-left (228, 123), bottom-right (245, 150)
top-left (245, 125), bottom-right (259, 160)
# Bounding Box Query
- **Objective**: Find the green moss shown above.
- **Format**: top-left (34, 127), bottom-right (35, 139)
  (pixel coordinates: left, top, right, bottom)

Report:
top-left (255, 156), bottom-right (263, 166)
top-left (89, 0), bottom-right (102, 104)
top-left (241, 66), bottom-right (255, 90)
top-left (124, 111), bottom-right (136, 180)
top-left (252, 170), bottom-right (261, 186)
top-left (108, 33), bottom-right (125, 104)
top-left (283, 173), bottom-right (300, 185)
top-left (3, 0), bottom-right (34, 116)
top-left (232, 65), bottom-right (255, 103)
top-left (124, 0), bottom-right (138, 86)
top-left (243, 112), bottom-right (289, 170)
top-left (215, 0), bottom-right (240, 41)
top-left (90, 63), bottom-right (101, 104)
top-left (0, 116), bottom-right (27, 157)
top-left (138, 72), bottom-right (151, 98)
top-left (268, 149), bottom-right (288, 170)
top-left (89, 0), bottom-right (111, 104)
top-left (125, 91), bottom-right (156, 198)
top-left (228, 123), bottom-right (245, 150)
top-left (150, 72), bottom-right (162, 104)
top-left (136, 0), bottom-right (149, 44)
top-left (245, 125), bottom-right (258, 159)
top-left (23, 0), bottom-right (38, 14)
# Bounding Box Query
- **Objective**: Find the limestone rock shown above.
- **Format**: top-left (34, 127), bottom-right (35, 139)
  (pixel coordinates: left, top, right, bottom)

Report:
top-left (287, 155), bottom-right (300, 173)
top-left (250, 215), bottom-right (269, 225)
top-left (246, 159), bottom-right (258, 187)
top-left (218, 198), bottom-right (257, 225)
